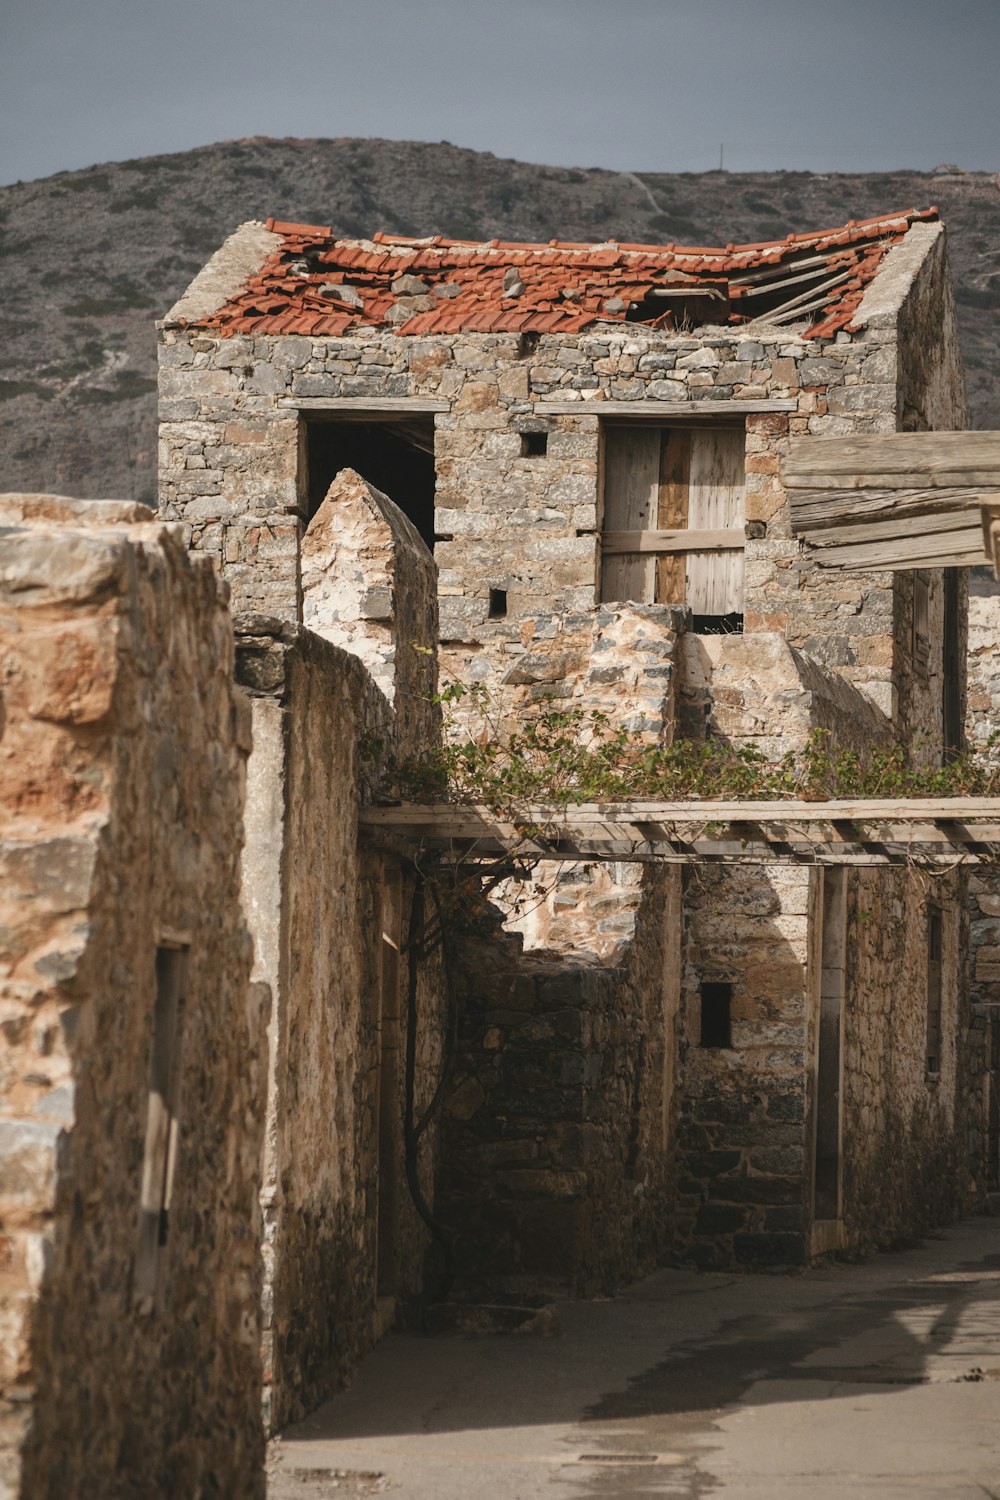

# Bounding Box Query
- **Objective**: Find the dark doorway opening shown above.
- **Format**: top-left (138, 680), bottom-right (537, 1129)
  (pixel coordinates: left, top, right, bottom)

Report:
top-left (304, 414), bottom-right (437, 550)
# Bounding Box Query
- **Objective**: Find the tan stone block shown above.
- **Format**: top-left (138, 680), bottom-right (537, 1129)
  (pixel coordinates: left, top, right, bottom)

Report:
top-left (746, 487), bottom-right (785, 524)
top-left (744, 611), bottom-right (790, 634)
top-left (8, 619), bottom-right (117, 726)
top-left (410, 345), bottom-right (451, 374)
top-left (770, 358), bottom-right (799, 387)
top-left (745, 413), bottom-right (790, 436)
top-left (456, 381), bottom-right (500, 412)
top-left (745, 454), bottom-right (780, 476)
top-left (854, 636), bottom-right (894, 667)
top-left (223, 422), bottom-right (273, 445)
top-left (498, 366), bottom-right (529, 401)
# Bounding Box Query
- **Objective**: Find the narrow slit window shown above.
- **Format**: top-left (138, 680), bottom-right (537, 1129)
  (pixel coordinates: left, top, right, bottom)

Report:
top-left (488, 588), bottom-right (507, 619)
top-left (136, 944), bottom-right (188, 1305)
top-left (926, 905), bottom-right (943, 1076)
top-left (699, 981), bottom-right (733, 1049)
top-left (520, 431), bottom-right (548, 458)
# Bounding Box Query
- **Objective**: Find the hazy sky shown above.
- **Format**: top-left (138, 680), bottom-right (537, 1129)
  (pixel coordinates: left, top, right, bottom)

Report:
top-left (3, 0), bottom-right (999, 186)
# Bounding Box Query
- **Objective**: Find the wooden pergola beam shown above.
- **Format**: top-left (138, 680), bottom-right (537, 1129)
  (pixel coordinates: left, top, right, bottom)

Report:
top-left (360, 798), bottom-right (1000, 867)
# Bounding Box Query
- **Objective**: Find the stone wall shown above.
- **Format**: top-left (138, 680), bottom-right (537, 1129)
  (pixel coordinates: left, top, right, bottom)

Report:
top-left (966, 573), bottom-right (1000, 1010)
top-left (238, 627), bottom-right (449, 1430)
top-left (301, 468), bottom-right (439, 758)
top-left (0, 496), bottom-right (266, 1498)
top-left (676, 631), bottom-right (893, 757)
top-left (157, 218), bottom-right (953, 719)
top-left (669, 628), bottom-right (975, 1266)
top-left (448, 602), bottom-right (684, 960)
top-left (841, 867), bottom-right (979, 1248)
top-left (964, 573), bottom-right (1000, 1188)
top-left (158, 214), bottom-right (980, 1289)
top-left (673, 861), bottom-right (814, 1268)
top-left (439, 866), bottom-right (681, 1298)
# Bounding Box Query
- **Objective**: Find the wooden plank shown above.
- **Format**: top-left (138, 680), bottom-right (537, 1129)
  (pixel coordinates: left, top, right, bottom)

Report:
top-left (756, 288), bottom-right (851, 327)
top-left (730, 253), bottom-right (838, 287)
top-left (784, 432), bottom-right (1000, 488)
top-left (536, 399), bottom-right (797, 417)
top-left (687, 427), bottom-right (745, 615)
top-left (278, 397), bottom-right (450, 412)
top-left (602, 528), bottom-right (743, 554)
top-left (790, 489), bottom-right (989, 535)
top-left (600, 427), bottom-right (659, 603)
top-left (803, 507), bottom-right (983, 548)
top-left (359, 799), bottom-right (1000, 866)
top-left (361, 797), bottom-right (1000, 827)
top-left (656, 426), bottom-right (689, 605)
top-left (807, 529), bottom-right (986, 571)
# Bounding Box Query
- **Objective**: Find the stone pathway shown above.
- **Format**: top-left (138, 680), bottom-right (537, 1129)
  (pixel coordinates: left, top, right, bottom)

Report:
top-left (268, 1215), bottom-right (1000, 1499)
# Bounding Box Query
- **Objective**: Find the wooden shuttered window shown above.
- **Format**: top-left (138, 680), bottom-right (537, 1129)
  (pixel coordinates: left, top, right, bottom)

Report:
top-left (600, 424), bottom-right (746, 620)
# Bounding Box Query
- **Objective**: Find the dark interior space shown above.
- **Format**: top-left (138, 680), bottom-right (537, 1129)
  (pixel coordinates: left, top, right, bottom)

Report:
top-left (699, 981), bottom-right (733, 1049)
top-left (305, 415), bottom-right (437, 549)
top-left (692, 611), bottom-right (744, 635)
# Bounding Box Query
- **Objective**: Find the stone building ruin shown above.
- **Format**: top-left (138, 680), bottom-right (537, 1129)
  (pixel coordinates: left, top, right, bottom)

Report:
top-left (158, 202), bottom-right (986, 1275)
top-left (2, 204), bottom-right (998, 1494)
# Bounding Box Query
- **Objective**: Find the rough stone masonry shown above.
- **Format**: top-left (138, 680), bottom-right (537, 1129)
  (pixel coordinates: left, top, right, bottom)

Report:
top-left (0, 495), bottom-right (267, 1499)
top-left (156, 206), bottom-right (986, 1280)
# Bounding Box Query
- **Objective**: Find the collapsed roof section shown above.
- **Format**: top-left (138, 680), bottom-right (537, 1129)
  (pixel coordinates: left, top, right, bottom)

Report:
top-left (174, 207), bottom-right (939, 343)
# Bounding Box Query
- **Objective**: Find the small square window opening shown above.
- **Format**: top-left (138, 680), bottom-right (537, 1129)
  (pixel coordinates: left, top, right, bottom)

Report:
top-left (488, 589), bottom-right (508, 619)
top-left (521, 431), bottom-right (548, 458)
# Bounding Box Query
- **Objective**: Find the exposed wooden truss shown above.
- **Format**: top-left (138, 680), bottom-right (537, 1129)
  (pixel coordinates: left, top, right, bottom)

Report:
top-left (361, 799), bottom-right (1000, 867)
top-left (783, 432), bottom-right (1000, 571)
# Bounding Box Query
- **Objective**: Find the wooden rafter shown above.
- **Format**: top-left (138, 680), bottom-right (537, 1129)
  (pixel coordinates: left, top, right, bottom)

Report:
top-left (360, 798), bottom-right (1000, 867)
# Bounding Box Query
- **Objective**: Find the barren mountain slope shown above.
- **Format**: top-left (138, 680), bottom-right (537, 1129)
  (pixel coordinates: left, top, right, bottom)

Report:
top-left (1, 137), bottom-right (997, 500)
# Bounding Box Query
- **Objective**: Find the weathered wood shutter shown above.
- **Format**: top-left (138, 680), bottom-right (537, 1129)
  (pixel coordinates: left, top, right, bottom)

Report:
top-left (600, 425), bottom-right (745, 613)
top-left (600, 427), bottom-right (660, 604)
top-left (686, 428), bottom-right (745, 616)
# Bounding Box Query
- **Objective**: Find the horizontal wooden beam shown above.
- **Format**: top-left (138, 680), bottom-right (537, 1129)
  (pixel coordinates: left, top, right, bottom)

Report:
top-left (806, 529), bottom-right (987, 571)
top-left (804, 507), bottom-right (979, 548)
top-left (278, 397), bottom-right (450, 412)
top-left (536, 399), bottom-right (797, 418)
top-left (360, 798), bottom-right (1000, 867)
top-left (784, 432), bottom-right (1000, 490)
top-left (788, 486), bottom-right (987, 534)
top-left (601, 528), bottom-right (744, 555)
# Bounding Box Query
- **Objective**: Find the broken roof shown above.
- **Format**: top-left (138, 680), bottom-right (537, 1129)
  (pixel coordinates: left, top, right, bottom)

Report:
top-left (178, 207), bottom-right (939, 342)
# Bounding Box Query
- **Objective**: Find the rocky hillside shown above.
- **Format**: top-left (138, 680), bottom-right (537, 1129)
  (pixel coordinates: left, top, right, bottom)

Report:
top-left (1, 138), bottom-right (998, 500)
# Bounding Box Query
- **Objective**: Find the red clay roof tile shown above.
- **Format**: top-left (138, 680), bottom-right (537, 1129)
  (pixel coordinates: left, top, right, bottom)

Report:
top-left (188, 210), bottom-right (939, 342)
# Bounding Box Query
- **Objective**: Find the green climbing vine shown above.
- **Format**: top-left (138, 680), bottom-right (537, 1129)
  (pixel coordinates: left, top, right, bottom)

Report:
top-left (379, 682), bottom-right (1000, 816)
